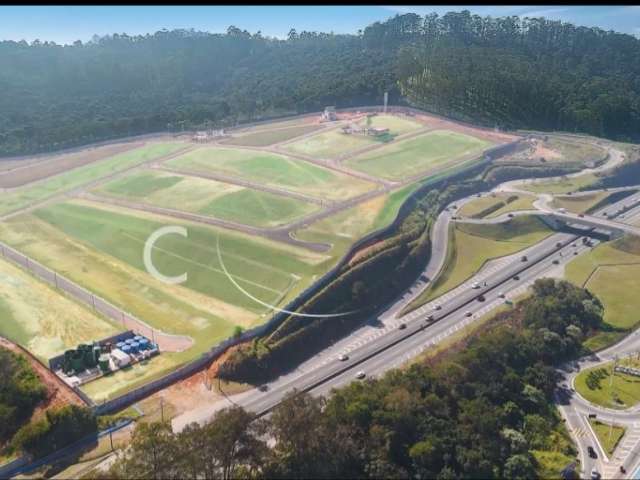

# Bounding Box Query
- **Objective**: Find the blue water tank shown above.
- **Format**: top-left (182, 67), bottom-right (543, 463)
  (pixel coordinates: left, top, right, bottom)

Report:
top-left (125, 338), bottom-right (135, 345)
top-left (116, 342), bottom-right (126, 349)
top-left (138, 339), bottom-right (149, 350)
top-left (129, 342), bottom-right (139, 353)
top-left (134, 335), bottom-right (144, 342)
top-left (121, 345), bottom-right (132, 354)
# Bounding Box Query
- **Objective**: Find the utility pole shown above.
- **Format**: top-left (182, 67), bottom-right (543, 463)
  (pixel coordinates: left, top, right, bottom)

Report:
top-left (160, 396), bottom-right (165, 423)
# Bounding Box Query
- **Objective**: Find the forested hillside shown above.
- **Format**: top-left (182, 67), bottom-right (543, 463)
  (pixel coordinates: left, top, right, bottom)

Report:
top-left (1, 10), bottom-right (638, 156)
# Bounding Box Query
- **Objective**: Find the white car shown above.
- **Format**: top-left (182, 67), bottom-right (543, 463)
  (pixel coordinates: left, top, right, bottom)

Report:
top-left (355, 371), bottom-right (366, 380)
top-left (498, 292), bottom-right (505, 298)
top-left (338, 354), bottom-right (348, 362)
top-left (472, 282), bottom-right (480, 289)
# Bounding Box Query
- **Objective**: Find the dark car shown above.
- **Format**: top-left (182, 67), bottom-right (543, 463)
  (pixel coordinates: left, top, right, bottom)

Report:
top-left (513, 275), bottom-right (520, 281)
top-left (507, 213), bottom-right (514, 218)
top-left (477, 295), bottom-right (486, 302)
top-left (465, 311), bottom-right (473, 317)
top-left (521, 255), bottom-right (528, 262)
top-left (258, 384), bottom-right (269, 392)
top-left (556, 242), bottom-right (563, 248)
top-left (578, 213), bottom-right (585, 218)
top-left (398, 323), bottom-right (407, 330)
top-left (588, 446), bottom-right (597, 459)
top-left (427, 315), bottom-right (435, 322)
top-left (552, 259), bottom-right (560, 265)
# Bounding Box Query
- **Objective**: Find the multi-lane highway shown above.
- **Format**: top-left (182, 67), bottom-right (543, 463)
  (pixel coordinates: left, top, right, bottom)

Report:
top-left (168, 139), bottom-right (640, 479)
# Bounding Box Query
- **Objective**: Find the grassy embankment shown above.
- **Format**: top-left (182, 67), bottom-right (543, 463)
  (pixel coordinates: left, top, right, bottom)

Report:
top-left (403, 216), bottom-right (553, 314)
top-left (565, 235), bottom-right (640, 351)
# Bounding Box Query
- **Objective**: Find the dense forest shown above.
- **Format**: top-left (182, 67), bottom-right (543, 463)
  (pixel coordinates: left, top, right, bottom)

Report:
top-left (0, 347), bottom-right (47, 447)
top-left (1, 10), bottom-right (639, 156)
top-left (0, 346), bottom-right (97, 460)
top-left (102, 279), bottom-right (601, 479)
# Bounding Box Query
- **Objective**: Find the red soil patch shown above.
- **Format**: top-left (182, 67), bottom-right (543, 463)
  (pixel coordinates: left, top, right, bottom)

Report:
top-left (0, 337), bottom-right (86, 422)
top-left (0, 142), bottom-right (144, 188)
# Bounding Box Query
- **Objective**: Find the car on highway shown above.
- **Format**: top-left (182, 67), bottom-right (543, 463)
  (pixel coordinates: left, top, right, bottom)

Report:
top-left (465, 311), bottom-right (473, 317)
top-left (556, 241), bottom-right (563, 248)
top-left (507, 213), bottom-right (514, 218)
top-left (258, 384), bottom-right (269, 392)
top-left (427, 314), bottom-right (435, 322)
top-left (571, 243), bottom-right (577, 247)
top-left (513, 275), bottom-right (520, 281)
top-left (338, 353), bottom-right (349, 361)
top-left (552, 259), bottom-right (560, 265)
top-left (355, 371), bottom-right (366, 380)
top-left (588, 446), bottom-right (597, 458)
top-left (433, 304), bottom-right (442, 311)
top-left (398, 323), bottom-right (407, 330)
top-left (472, 281), bottom-right (480, 289)
top-left (520, 255), bottom-right (528, 262)
top-left (498, 292), bottom-right (505, 298)
top-left (591, 469), bottom-right (601, 480)
top-left (578, 213), bottom-right (585, 218)
top-left (477, 295), bottom-right (485, 302)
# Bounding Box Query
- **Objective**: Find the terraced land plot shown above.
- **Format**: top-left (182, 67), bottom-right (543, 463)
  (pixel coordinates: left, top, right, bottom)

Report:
top-left (282, 128), bottom-right (381, 159)
top-left (166, 147), bottom-right (376, 201)
top-left (355, 114), bottom-right (424, 135)
top-left (95, 169), bottom-right (318, 228)
top-left (0, 256), bottom-right (118, 361)
top-left (0, 142), bottom-right (142, 188)
top-left (406, 216), bottom-right (553, 309)
top-left (221, 124), bottom-right (323, 147)
top-left (0, 142), bottom-right (186, 216)
top-left (344, 130), bottom-right (492, 181)
top-left (566, 235), bottom-right (640, 351)
top-left (459, 193), bottom-right (536, 219)
top-left (0, 200), bottom-right (330, 399)
top-left (294, 183), bottom-right (420, 267)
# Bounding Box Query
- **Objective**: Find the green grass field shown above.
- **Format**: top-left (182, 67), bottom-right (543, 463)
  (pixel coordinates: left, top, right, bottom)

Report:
top-left (282, 128), bottom-right (378, 158)
top-left (356, 114), bottom-right (424, 135)
top-left (404, 216), bottom-right (553, 312)
top-left (565, 235), bottom-right (640, 351)
top-left (97, 169), bottom-right (318, 228)
top-left (459, 193), bottom-right (536, 219)
top-left (552, 191), bottom-right (610, 214)
top-left (575, 359), bottom-right (640, 410)
top-left (166, 147), bottom-right (375, 200)
top-left (294, 183), bottom-right (420, 261)
top-left (523, 173), bottom-right (598, 194)
top-left (589, 419), bottom-right (625, 455)
top-left (344, 130), bottom-right (492, 180)
top-left (0, 199), bottom-right (334, 399)
top-left (222, 124), bottom-right (322, 147)
top-left (0, 256), bottom-right (118, 361)
top-left (0, 143), bottom-right (186, 216)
